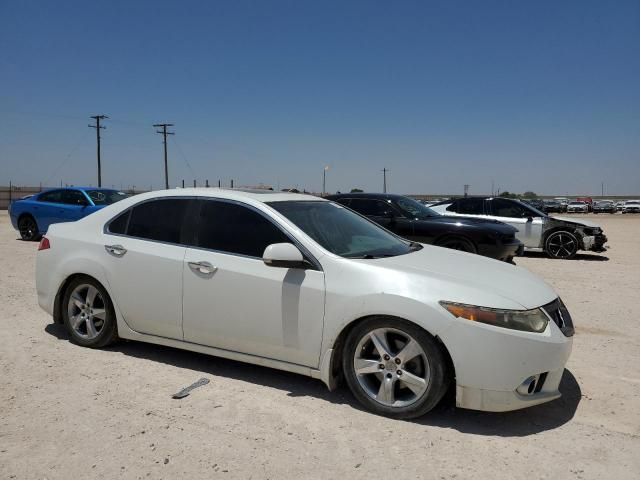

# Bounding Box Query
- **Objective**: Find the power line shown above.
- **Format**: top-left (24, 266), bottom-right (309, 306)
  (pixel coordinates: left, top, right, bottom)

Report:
top-left (153, 123), bottom-right (175, 189)
top-left (171, 135), bottom-right (198, 180)
top-left (41, 129), bottom-right (91, 187)
top-left (89, 115), bottom-right (108, 187)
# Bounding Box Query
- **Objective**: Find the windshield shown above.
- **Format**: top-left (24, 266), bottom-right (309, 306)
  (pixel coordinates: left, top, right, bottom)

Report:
top-left (394, 197), bottom-right (440, 219)
top-left (84, 189), bottom-right (129, 205)
top-left (569, 202), bottom-right (584, 206)
top-left (268, 201), bottom-right (417, 258)
top-left (519, 200), bottom-right (547, 217)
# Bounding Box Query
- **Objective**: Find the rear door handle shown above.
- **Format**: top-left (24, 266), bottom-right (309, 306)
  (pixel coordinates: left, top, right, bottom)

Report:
top-left (105, 244), bottom-right (127, 257)
top-left (188, 261), bottom-right (217, 275)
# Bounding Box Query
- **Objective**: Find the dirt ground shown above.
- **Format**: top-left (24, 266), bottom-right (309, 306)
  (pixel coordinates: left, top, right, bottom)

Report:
top-left (1, 211), bottom-right (638, 479)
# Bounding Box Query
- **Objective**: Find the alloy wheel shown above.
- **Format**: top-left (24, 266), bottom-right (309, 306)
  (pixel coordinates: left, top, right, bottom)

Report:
top-left (66, 284), bottom-right (107, 340)
top-left (353, 328), bottom-right (430, 407)
top-left (546, 232), bottom-right (577, 259)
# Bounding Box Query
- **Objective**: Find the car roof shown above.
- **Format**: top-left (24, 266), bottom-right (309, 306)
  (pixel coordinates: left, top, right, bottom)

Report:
top-left (39, 186), bottom-right (120, 192)
top-left (327, 192), bottom-right (409, 201)
top-left (125, 188), bottom-right (325, 204)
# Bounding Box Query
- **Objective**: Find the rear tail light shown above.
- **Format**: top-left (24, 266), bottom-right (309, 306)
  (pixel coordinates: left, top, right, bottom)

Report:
top-left (38, 237), bottom-right (50, 251)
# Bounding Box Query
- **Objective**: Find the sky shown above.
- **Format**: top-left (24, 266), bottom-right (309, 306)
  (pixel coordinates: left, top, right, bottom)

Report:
top-left (1, 0), bottom-right (639, 195)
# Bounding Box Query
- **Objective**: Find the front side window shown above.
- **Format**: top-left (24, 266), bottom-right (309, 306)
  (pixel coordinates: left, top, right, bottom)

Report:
top-left (269, 201), bottom-right (416, 259)
top-left (194, 200), bottom-right (290, 258)
top-left (349, 199), bottom-right (397, 217)
top-left (61, 190), bottom-right (89, 206)
top-left (491, 199), bottom-right (535, 218)
top-left (127, 199), bottom-right (192, 243)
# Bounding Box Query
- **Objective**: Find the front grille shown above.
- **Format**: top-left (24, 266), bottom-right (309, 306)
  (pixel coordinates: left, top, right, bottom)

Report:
top-left (542, 299), bottom-right (574, 337)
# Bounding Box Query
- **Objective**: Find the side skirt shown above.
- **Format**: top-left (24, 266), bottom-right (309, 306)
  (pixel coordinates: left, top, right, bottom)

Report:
top-left (116, 319), bottom-right (327, 386)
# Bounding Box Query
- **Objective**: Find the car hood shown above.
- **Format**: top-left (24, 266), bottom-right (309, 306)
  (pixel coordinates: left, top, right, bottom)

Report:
top-left (420, 215), bottom-right (517, 232)
top-left (359, 245), bottom-right (557, 310)
top-left (552, 216), bottom-right (600, 228)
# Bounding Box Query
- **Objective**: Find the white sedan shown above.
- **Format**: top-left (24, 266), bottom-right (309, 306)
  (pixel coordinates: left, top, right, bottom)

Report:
top-left (36, 189), bottom-right (573, 418)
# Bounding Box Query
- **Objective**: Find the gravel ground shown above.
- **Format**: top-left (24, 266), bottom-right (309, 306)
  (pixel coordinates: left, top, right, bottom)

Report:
top-left (1, 211), bottom-right (638, 479)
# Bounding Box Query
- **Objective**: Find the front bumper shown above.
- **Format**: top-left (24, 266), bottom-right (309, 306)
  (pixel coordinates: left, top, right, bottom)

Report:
top-left (438, 302), bottom-right (573, 412)
top-left (456, 367), bottom-right (565, 412)
top-left (478, 240), bottom-right (523, 262)
top-left (583, 233), bottom-right (608, 252)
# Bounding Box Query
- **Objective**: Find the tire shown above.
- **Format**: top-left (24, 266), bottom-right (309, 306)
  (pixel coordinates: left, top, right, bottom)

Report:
top-left (435, 236), bottom-right (477, 254)
top-left (62, 276), bottom-right (118, 348)
top-left (342, 317), bottom-right (449, 419)
top-left (18, 215), bottom-right (40, 241)
top-left (544, 230), bottom-right (578, 260)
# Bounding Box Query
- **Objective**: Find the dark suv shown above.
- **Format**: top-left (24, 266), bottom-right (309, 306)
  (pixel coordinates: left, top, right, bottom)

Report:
top-left (327, 193), bottom-right (523, 262)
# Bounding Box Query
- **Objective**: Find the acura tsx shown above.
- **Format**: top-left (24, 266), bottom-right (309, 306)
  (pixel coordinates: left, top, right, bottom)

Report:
top-left (36, 189), bottom-right (573, 419)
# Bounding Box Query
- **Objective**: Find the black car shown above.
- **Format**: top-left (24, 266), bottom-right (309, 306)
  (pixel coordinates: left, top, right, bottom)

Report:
top-left (593, 201), bottom-right (616, 214)
top-left (326, 193), bottom-right (523, 262)
top-left (543, 200), bottom-right (564, 213)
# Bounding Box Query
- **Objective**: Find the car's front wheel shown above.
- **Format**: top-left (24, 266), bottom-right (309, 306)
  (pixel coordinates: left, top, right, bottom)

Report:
top-left (545, 231), bottom-right (578, 259)
top-left (18, 215), bottom-right (40, 241)
top-left (342, 317), bottom-right (449, 419)
top-left (62, 276), bottom-right (118, 348)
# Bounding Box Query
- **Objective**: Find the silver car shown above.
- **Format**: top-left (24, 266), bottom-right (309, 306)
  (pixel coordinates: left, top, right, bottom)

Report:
top-left (431, 197), bottom-right (607, 259)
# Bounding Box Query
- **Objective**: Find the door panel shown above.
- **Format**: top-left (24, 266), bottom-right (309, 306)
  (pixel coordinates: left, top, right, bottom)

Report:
top-left (182, 249), bottom-right (325, 367)
top-left (101, 237), bottom-right (186, 339)
top-left (100, 197), bottom-right (195, 339)
top-left (487, 199), bottom-right (544, 248)
top-left (181, 198), bottom-right (325, 367)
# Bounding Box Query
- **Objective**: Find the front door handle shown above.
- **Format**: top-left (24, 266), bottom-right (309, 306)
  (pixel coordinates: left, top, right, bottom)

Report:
top-left (188, 261), bottom-right (217, 275)
top-left (105, 244), bottom-right (127, 257)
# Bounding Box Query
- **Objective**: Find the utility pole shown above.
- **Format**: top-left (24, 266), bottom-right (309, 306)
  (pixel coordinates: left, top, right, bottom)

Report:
top-left (382, 168), bottom-right (389, 193)
top-left (601, 182), bottom-right (604, 197)
top-left (89, 115), bottom-right (108, 187)
top-left (323, 166), bottom-right (330, 196)
top-left (464, 184), bottom-right (470, 197)
top-left (153, 123), bottom-right (174, 189)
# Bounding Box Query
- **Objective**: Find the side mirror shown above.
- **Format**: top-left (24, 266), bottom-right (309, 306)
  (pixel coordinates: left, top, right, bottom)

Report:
top-left (263, 243), bottom-right (310, 269)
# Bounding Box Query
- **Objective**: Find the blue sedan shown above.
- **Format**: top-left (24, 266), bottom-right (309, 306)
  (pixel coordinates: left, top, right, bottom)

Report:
top-left (9, 187), bottom-right (129, 241)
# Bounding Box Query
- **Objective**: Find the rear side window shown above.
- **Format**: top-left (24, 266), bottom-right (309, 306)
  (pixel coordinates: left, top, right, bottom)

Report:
top-left (127, 199), bottom-right (192, 243)
top-left (455, 198), bottom-right (485, 215)
top-left (195, 200), bottom-right (290, 257)
top-left (38, 190), bottom-right (63, 204)
top-left (107, 210), bottom-right (130, 234)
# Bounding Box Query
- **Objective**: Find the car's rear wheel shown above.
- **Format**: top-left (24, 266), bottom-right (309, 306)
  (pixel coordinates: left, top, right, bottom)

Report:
top-left (545, 231), bottom-right (578, 259)
top-left (18, 215), bottom-right (40, 241)
top-left (62, 276), bottom-right (118, 348)
top-left (342, 317), bottom-right (449, 419)
top-left (435, 236), bottom-right (477, 254)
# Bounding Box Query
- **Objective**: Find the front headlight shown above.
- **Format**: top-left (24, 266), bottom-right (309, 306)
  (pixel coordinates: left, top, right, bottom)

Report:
top-left (439, 301), bottom-right (549, 333)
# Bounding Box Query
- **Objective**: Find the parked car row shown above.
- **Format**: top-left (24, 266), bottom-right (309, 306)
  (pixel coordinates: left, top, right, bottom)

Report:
top-left (34, 188), bottom-right (575, 419)
top-left (430, 197), bottom-right (608, 259)
top-left (327, 193), bottom-right (523, 262)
